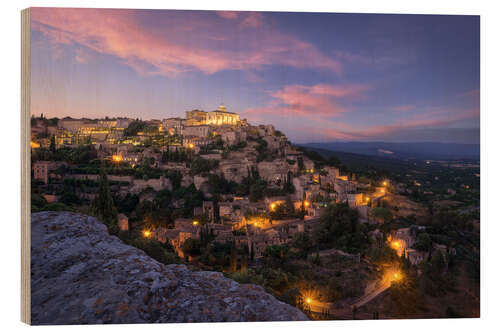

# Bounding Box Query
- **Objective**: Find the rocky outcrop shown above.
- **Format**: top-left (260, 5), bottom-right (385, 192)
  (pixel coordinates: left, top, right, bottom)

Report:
top-left (31, 212), bottom-right (307, 324)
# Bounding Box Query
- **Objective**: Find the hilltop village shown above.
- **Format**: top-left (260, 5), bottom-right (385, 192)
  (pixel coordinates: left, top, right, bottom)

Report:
top-left (31, 105), bottom-right (389, 257)
top-left (30, 105), bottom-right (479, 319)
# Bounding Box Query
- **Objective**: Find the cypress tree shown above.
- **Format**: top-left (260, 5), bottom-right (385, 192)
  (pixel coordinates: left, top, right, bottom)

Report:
top-left (91, 167), bottom-right (118, 234)
top-left (229, 246), bottom-right (238, 272)
top-left (250, 243), bottom-right (255, 261)
top-left (49, 135), bottom-right (56, 153)
top-left (241, 254), bottom-right (248, 271)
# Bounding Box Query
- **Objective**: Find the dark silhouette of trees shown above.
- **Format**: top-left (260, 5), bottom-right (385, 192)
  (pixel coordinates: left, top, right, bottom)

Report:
top-left (91, 167), bottom-right (118, 234)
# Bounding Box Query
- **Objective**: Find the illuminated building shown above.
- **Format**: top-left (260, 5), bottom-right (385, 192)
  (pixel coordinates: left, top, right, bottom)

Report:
top-left (185, 104), bottom-right (240, 126)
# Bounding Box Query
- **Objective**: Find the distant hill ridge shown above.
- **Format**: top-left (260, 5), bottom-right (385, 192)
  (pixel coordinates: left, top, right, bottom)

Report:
top-left (300, 141), bottom-right (480, 160)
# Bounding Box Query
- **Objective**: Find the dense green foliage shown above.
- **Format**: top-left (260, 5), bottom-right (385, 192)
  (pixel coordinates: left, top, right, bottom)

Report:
top-left (314, 202), bottom-right (369, 253)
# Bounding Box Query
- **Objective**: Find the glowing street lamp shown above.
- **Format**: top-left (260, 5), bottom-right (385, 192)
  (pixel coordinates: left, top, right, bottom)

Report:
top-left (142, 230), bottom-right (152, 238)
top-left (303, 200), bottom-right (310, 208)
top-left (383, 181), bottom-right (387, 186)
top-left (390, 241), bottom-right (401, 251)
top-left (270, 203), bottom-right (276, 211)
top-left (188, 143), bottom-right (194, 149)
top-left (391, 271), bottom-right (403, 282)
top-left (306, 297), bottom-right (312, 304)
top-left (192, 220), bottom-right (199, 226)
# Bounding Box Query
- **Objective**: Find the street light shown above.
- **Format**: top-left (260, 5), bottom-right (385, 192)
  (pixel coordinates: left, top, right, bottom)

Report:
top-left (390, 241), bottom-right (401, 251)
top-left (143, 230), bottom-right (151, 238)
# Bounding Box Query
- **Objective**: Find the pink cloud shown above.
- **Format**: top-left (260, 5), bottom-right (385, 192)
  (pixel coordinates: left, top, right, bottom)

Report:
top-left (242, 83), bottom-right (479, 141)
top-left (318, 108), bottom-right (480, 140)
top-left (216, 11), bottom-right (238, 20)
top-left (31, 8), bottom-right (342, 77)
top-left (244, 83), bottom-right (369, 118)
top-left (240, 12), bottom-right (264, 28)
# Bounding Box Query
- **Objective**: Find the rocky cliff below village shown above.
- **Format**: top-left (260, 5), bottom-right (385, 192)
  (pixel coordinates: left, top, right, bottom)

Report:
top-left (31, 212), bottom-right (307, 324)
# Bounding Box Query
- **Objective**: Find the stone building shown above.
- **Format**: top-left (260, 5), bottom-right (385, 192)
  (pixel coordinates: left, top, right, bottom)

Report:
top-left (206, 105), bottom-right (240, 126)
top-left (219, 202), bottom-right (233, 218)
top-left (347, 193), bottom-right (365, 208)
top-left (182, 125), bottom-right (211, 138)
top-left (203, 201), bottom-right (215, 222)
top-left (185, 104), bottom-right (240, 127)
top-left (33, 161), bottom-right (59, 184)
top-left (117, 213), bottom-right (129, 231)
top-left (405, 248), bottom-right (427, 265)
top-left (58, 119), bottom-right (85, 132)
top-left (257, 160), bottom-right (290, 183)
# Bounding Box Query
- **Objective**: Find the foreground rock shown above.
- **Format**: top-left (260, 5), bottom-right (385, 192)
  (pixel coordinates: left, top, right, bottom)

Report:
top-left (31, 212), bottom-right (307, 324)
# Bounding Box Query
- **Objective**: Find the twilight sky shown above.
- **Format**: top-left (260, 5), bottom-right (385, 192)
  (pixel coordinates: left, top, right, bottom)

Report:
top-left (30, 8), bottom-right (480, 144)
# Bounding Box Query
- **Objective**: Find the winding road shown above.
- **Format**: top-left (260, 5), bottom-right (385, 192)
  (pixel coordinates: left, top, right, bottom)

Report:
top-left (307, 268), bottom-right (399, 318)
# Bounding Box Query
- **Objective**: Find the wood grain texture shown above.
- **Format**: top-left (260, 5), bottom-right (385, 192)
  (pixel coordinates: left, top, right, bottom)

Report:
top-left (21, 7), bottom-right (31, 325)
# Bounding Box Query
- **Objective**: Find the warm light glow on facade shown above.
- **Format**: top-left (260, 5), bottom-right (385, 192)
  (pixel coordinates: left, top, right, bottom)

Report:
top-left (304, 201), bottom-right (310, 208)
top-left (112, 155), bottom-right (123, 162)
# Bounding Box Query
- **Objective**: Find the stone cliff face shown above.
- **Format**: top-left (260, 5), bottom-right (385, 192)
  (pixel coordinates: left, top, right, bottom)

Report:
top-left (31, 212), bottom-right (307, 324)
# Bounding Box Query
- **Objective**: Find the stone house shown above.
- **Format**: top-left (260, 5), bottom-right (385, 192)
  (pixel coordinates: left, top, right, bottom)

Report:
top-left (129, 176), bottom-right (172, 193)
top-left (405, 248), bottom-right (427, 265)
top-left (257, 160), bottom-right (290, 183)
top-left (117, 213), bottom-right (129, 231)
top-left (33, 161), bottom-right (60, 184)
top-left (219, 202), bottom-right (233, 218)
top-left (203, 201), bottom-right (215, 221)
top-left (347, 193), bottom-right (365, 208)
